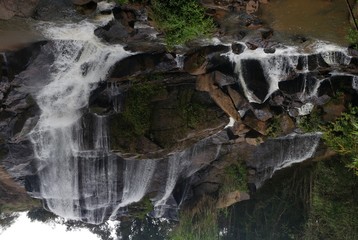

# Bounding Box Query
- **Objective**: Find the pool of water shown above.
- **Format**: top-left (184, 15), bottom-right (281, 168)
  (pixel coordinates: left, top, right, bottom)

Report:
top-left (259, 0), bottom-right (351, 46)
top-left (0, 17), bottom-right (43, 51)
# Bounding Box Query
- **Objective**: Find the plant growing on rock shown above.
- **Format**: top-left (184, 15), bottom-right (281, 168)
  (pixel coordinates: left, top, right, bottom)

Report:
top-left (347, 25), bottom-right (358, 49)
top-left (151, 0), bottom-right (215, 47)
top-left (322, 106), bottom-right (358, 175)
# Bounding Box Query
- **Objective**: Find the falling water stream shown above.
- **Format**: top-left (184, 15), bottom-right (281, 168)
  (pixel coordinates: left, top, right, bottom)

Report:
top-left (29, 17), bottom-right (129, 224)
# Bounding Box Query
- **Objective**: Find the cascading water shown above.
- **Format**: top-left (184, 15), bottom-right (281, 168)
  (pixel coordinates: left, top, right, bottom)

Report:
top-left (29, 18), bottom-right (129, 224)
top-left (110, 159), bottom-right (157, 219)
top-left (228, 42), bottom-right (352, 104)
top-left (353, 76), bottom-right (358, 91)
top-left (152, 136), bottom-right (222, 217)
top-left (249, 133), bottom-right (321, 188)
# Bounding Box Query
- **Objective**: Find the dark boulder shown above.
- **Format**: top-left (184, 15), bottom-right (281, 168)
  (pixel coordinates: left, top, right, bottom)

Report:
top-left (240, 59), bottom-right (269, 102)
top-left (110, 52), bottom-right (177, 80)
top-left (183, 45), bottom-right (231, 75)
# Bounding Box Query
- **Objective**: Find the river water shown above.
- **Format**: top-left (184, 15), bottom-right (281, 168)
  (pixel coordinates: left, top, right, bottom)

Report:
top-left (259, 0), bottom-right (351, 45)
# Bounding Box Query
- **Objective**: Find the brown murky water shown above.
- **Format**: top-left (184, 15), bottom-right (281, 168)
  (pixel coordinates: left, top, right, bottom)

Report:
top-left (259, 0), bottom-right (352, 46)
top-left (0, 17), bottom-right (43, 51)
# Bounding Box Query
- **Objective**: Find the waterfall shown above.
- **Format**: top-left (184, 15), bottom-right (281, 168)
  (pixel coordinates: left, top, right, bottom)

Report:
top-left (228, 42), bottom-right (350, 104)
top-left (175, 54), bottom-right (184, 69)
top-left (29, 19), bottom-right (129, 224)
top-left (250, 133), bottom-right (321, 188)
top-left (110, 159), bottom-right (157, 219)
top-left (108, 82), bottom-right (122, 113)
top-left (153, 136), bottom-right (221, 217)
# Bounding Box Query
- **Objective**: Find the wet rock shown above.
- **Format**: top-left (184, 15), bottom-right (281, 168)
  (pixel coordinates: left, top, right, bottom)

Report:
top-left (213, 71), bottom-right (236, 87)
top-left (246, 137), bottom-right (263, 146)
top-left (196, 74), bottom-right (241, 121)
top-left (253, 107), bottom-right (273, 122)
top-left (4, 41), bottom-right (47, 80)
top-left (279, 74), bottom-right (305, 95)
top-left (232, 122), bottom-right (250, 136)
top-left (348, 46), bottom-right (358, 57)
top-left (113, 6), bottom-right (137, 29)
top-left (246, 0), bottom-right (259, 14)
top-left (183, 45), bottom-right (230, 75)
top-left (72, 0), bottom-right (100, 5)
top-left (296, 54), bottom-right (330, 71)
top-left (0, 0), bottom-right (39, 20)
top-left (243, 112), bottom-right (267, 135)
top-left (110, 52), bottom-right (177, 80)
top-left (322, 95), bottom-right (346, 122)
top-left (279, 114), bottom-right (295, 135)
top-left (259, 28), bottom-right (273, 40)
top-left (241, 59), bottom-right (269, 102)
top-left (227, 85), bottom-right (249, 110)
top-left (264, 48), bottom-right (275, 54)
top-left (232, 43), bottom-right (245, 54)
top-left (74, 1), bottom-right (97, 15)
top-left (245, 42), bottom-right (258, 50)
top-left (94, 20), bottom-right (130, 44)
top-left (216, 191), bottom-right (250, 209)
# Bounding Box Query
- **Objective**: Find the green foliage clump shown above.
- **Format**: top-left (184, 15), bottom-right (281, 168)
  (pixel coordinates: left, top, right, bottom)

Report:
top-left (122, 82), bottom-right (164, 136)
top-left (170, 198), bottom-right (220, 240)
top-left (151, 0), bottom-right (215, 47)
top-left (128, 197), bottom-right (154, 220)
top-left (297, 110), bottom-right (323, 133)
top-left (221, 161), bottom-right (248, 194)
top-left (266, 116), bottom-right (281, 138)
top-left (322, 106), bottom-right (358, 175)
top-left (302, 159), bottom-right (358, 240)
top-left (347, 27), bottom-right (358, 49)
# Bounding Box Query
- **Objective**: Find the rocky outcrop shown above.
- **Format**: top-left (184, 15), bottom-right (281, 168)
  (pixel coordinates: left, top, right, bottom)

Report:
top-left (0, 0), bottom-right (39, 20)
top-left (216, 191), bottom-right (250, 209)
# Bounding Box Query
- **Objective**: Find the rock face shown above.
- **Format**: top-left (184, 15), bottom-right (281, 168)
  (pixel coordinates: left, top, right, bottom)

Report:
top-left (1, 1), bottom-right (358, 224)
top-left (0, 0), bottom-right (39, 19)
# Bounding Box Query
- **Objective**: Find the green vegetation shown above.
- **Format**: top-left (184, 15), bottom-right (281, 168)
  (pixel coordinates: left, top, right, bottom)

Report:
top-left (122, 82), bottom-right (165, 136)
top-left (223, 157), bottom-right (357, 240)
top-left (297, 109), bottom-right (323, 133)
top-left (302, 159), bottom-right (358, 240)
top-left (221, 161), bottom-right (248, 194)
top-left (151, 0), bottom-right (215, 47)
top-left (266, 116), bottom-right (281, 138)
top-left (170, 198), bottom-right (220, 240)
top-left (347, 25), bottom-right (358, 49)
top-left (322, 106), bottom-right (358, 175)
top-left (177, 88), bottom-right (206, 129)
top-left (128, 197), bottom-right (154, 220)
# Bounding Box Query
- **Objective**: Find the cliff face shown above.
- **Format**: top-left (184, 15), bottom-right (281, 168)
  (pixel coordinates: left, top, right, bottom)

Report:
top-left (0, 0), bottom-right (357, 223)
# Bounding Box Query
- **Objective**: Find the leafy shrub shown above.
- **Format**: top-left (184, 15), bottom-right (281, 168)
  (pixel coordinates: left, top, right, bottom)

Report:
top-left (221, 161), bottom-right (248, 194)
top-left (322, 106), bottom-right (358, 175)
top-left (170, 198), bottom-right (220, 240)
top-left (151, 0), bottom-right (215, 46)
top-left (347, 27), bottom-right (358, 49)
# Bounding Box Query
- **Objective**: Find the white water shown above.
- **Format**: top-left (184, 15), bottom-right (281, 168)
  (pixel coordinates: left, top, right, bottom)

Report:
top-left (29, 19), bottom-right (129, 224)
top-left (110, 159), bottom-right (157, 219)
top-left (252, 133), bottom-right (321, 188)
top-left (108, 82), bottom-right (122, 112)
top-left (153, 136), bottom-right (221, 217)
top-left (353, 76), bottom-right (358, 91)
top-left (175, 54), bottom-right (184, 69)
top-left (228, 42), bottom-right (351, 103)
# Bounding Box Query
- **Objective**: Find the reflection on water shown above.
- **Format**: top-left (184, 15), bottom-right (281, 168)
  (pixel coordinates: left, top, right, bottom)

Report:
top-left (259, 0), bottom-right (350, 45)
